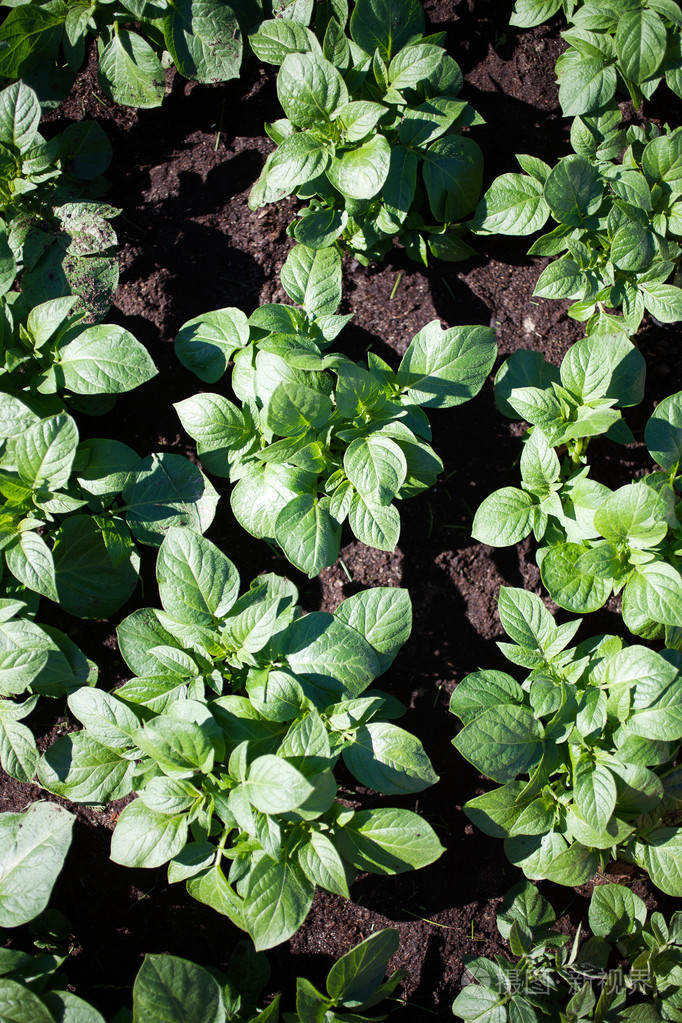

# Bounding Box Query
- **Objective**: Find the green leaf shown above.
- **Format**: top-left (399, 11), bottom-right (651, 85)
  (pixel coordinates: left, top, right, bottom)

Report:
top-left (327, 134), bottom-right (391, 201)
top-left (422, 136), bottom-right (483, 222)
top-left (277, 52), bottom-right (347, 128)
top-left (388, 42), bottom-right (443, 90)
top-left (398, 320), bottom-right (496, 409)
top-left (297, 831), bottom-right (350, 897)
top-left (326, 928), bottom-right (399, 1008)
top-left (645, 391), bottom-right (682, 471)
top-left (57, 324), bottom-right (157, 394)
top-left (471, 173), bottom-right (549, 235)
top-left (451, 985), bottom-right (506, 1023)
top-left (343, 721), bottom-right (438, 794)
top-left (53, 515), bottom-right (140, 619)
top-left (348, 492), bottom-right (400, 551)
top-left (534, 257), bottom-right (584, 299)
top-left (333, 587), bottom-right (411, 673)
top-left (544, 155), bottom-right (603, 225)
top-left (156, 528), bottom-right (240, 626)
top-left (174, 307), bottom-right (249, 384)
top-left (398, 96), bottom-right (465, 148)
top-left (541, 543), bottom-right (612, 613)
top-left (0, 716), bottom-right (37, 784)
top-left (243, 755), bottom-right (314, 813)
top-left (267, 380), bottom-right (333, 437)
top-left (294, 978), bottom-right (330, 1023)
top-left (16, 414), bottom-right (78, 491)
top-left (573, 757), bottom-right (617, 833)
top-left (266, 134), bottom-right (330, 202)
top-left (275, 494), bottom-right (341, 576)
top-left (454, 705), bottom-right (544, 784)
top-left (39, 733), bottom-right (134, 803)
top-left (132, 954), bottom-right (225, 1023)
top-left (123, 453), bottom-right (219, 546)
top-left (43, 991), bottom-right (107, 1023)
top-left (5, 533), bottom-right (58, 603)
top-left (588, 882), bottom-right (646, 941)
top-left (282, 611), bottom-right (379, 697)
top-left (642, 129), bottom-right (682, 188)
top-left (185, 864), bottom-right (244, 928)
top-left (0, 81), bottom-right (40, 152)
top-left (623, 562), bottom-right (682, 630)
top-left (463, 782), bottom-right (528, 839)
top-left (615, 8), bottom-right (666, 83)
top-left (244, 856), bottom-right (315, 950)
top-left (0, 802), bottom-right (74, 927)
top-left (98, 29), bottom-right (165, 108)
top-left (610, 221), bottom-right (655, 273)
top-left (337, 807), bottom-right (444, 874)
top-left (249, 19), bottom-right (318, 64)
top-left (497, 588), bottom-right (555, 650)
top-left (280, 243), bottom-right (342, 315)
top-left (558, 57), bottom-right (618, 117)
top-left (0, 7), bottom-right (64, 78)
top-left (0, 980), bottom-right (55, 1023)
top-left (510, 0), bottom-right (562, 28)
top-left (134, 716), bottom-right (215, 778)
top-left (639, 282), bottom-right (682, 323)
top-left (349, 0), bottom-right (425, 60)
top-left (450, 671), bottom-right (523, 726)
top-left (68, 688), bottom-right (139, 750)
top-left (639, 828), bottom-right (682, 896)
top-left (344, 435), bottom-right (407, 505)
top-left (164, 0), bottom-right (242, 83)
top-left (175, 392), bottom-right (255, 477)
top-left (472, 488), bottom-right (535, 546)
top-left (111, 800), bottom-right (188, 869)
top-left (496, 880), bottom-right (555, 941)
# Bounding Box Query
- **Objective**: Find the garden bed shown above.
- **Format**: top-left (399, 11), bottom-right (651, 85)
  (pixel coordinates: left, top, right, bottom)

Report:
top-left (2, 0), bottom-right (682, 1018)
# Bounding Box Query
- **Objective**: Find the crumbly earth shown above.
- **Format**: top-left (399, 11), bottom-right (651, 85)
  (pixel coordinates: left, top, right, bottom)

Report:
top-left (3, 1), bottom-right (681, 1017)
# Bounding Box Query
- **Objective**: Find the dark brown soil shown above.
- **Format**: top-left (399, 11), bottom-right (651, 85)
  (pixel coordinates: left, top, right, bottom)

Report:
top-left (4, 2), bottom-right (682, 1019)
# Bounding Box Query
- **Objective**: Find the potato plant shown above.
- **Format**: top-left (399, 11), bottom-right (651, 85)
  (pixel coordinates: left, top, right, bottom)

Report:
top-left (39, 528), bottom-right (443, 950)
top-left (451, 587), bottom-right (682, 895)
top-left (175, 242), bottom-right (496, 575)
top-left (454, 880), bottom-right (682, 1023)
top-left (0, 599), bottom-right (95, 783)
top-left (0, 396), bottom-right (218, 618)
top-left (0, 0), bottom-right (270, 109)
top-left (0, 807), bottom-right (402, 1022)
top-left (472, 334), bottom-right (682, 642)
top-left (510, 0), bottom-right (682, 114)
top-left (0, 294), bottom-right (157, 417)
top-left (0, 81), bottom-right (118, 321)
top-left (249, 0), bottom-right (484, 264)
top-left (472, 111), bottom-right (682, 335)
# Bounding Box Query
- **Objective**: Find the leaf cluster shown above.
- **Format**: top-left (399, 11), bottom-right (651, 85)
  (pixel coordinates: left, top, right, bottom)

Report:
top-left (510, 1), bottom-right (682, 115)
top-left (174, 244), bottom-right (496, 575)
top-left (473, 338), bottom-right (682, 640)
top-left (39, 527), bottom-right (443, 950)
top-left (0, 81), bottom-right (119, 322)
top-left (454, 880), bottom-right (682, 1023)
top-left (451, 587), bottom-right (682, 894)
top-left (0, 0), bottom-right (266, 110)
top-left (0, 922), bottom-right (401, 1023)
top-left (0, 598), bottom-right (94, 782)
top-left (472, 111), bottom-right (682, 335)
top-left (249, 0), bottom-right (484, 265)
top-left (0, 395), bottom-right (218, 617)
top-left (0, 292), bottom-right (157, 417)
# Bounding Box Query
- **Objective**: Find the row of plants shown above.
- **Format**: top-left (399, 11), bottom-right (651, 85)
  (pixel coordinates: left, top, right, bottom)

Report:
top-left (0, 801), bottom-right (402, 1021)
top-left (0, 0), bottom-right (681, 1016)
